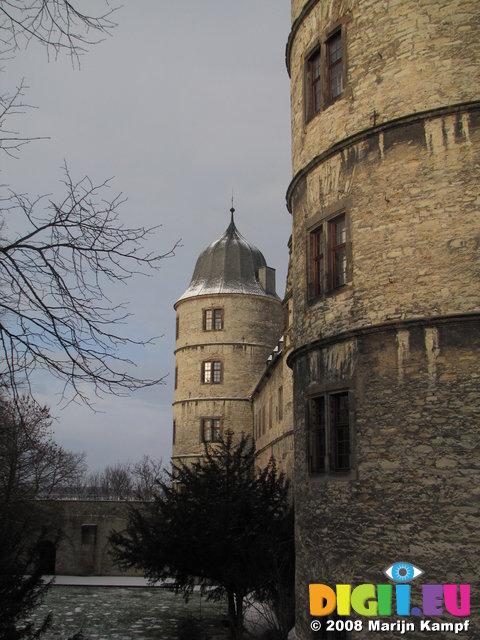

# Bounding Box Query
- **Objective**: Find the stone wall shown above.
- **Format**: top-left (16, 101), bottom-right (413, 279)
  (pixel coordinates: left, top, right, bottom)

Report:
top-left (289, 110), bottom-right (480, 345)
top-left (291, 320), bottom-right (480, 639)
top-left (252, 341), bottom-right (294, 479)
top-left (288, 0), bottom-right (479, 174)
top-left (253, 269), bottom-right (295, 479)
top-left (37, 500), bottom-right (142, 576)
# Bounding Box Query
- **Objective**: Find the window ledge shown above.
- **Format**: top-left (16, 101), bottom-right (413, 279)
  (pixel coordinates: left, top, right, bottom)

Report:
top-left (305, 92), bottom-right (345, 126)
top-left (307, 283), bottom-right (352, 306)
top-left (308, 469), bottom-right (358, 482)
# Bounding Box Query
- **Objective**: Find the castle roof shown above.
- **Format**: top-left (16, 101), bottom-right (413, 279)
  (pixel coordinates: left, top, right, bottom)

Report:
top-left (177, 213), bottom-right (278, 302)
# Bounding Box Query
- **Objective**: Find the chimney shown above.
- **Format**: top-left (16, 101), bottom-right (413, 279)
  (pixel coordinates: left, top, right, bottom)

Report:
top-left (258, 266), bottom-right (276, 296)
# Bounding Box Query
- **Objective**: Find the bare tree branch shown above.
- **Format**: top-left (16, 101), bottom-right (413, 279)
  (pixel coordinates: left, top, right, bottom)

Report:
top-left (0, 78), bottom-right (49, 159)
top-left (0, 0), bottom-right (118, 64)
top-left (0, 165), bottom-right (178, 403)
top-left (0, 1), bottom-right (118, 158)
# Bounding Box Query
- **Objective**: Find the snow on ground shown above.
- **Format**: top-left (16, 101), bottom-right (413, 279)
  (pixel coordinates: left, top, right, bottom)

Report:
top-left (47, 575), bottom-right (167, 587)
top-left (26, 584), bottom-right (230, 639)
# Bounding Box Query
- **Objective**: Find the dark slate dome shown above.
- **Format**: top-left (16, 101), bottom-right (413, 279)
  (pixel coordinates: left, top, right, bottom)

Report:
top-left (178, 215), bottom-right (278, 301)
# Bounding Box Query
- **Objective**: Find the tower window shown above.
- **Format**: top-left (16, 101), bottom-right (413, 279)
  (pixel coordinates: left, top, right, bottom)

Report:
top-left (203, 308), bottom-right (224, 331)
top-left (201, 418), bottom-right (222, 443)
top-left (327, 30), bottom-right (342, 101)
top-left (306, 47), bottom-right (322, 118)
top-left (330, 214), bottom-right (346, 289)
top-left (331, 392), bottom-right (350, 471)
top-left (308, 213), bottom-right (349, 299)
top-left (202, 361), bottom-right (222, 384)
top-left (310, 225), bottom-right (324, 297)
top-left (308, 392), bottom-right (351, 474)
top-left (305, 26), bottom-right (345, 121)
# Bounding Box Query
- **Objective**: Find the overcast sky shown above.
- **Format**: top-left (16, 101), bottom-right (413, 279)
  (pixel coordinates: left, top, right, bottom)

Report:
top-left (2, 1), bottom-right (292, 472)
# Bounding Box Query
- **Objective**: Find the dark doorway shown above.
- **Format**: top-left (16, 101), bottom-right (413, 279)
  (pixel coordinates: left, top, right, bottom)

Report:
top-left (36, 539), bottom-right (56, 574)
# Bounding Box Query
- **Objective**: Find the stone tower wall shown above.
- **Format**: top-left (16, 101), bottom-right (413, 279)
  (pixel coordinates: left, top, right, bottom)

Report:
top-left (287, 1), bottom-right (480, 638)
top-left (288, 0), bottom-right (479, 174)
top-left (289, 110), bottom-right (480, 344)
top-left (173, 294), bottom-right (283, 462)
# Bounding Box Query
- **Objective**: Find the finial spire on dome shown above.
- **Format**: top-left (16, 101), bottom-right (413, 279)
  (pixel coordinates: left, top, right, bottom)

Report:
top-left (230, 190), bottom-right (235, 224)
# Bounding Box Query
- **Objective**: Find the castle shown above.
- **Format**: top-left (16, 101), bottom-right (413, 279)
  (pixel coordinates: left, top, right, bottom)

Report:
top-left (174, 1), bottom-right (480, 639)
top-left (31, 2), bottom-right (479, 636)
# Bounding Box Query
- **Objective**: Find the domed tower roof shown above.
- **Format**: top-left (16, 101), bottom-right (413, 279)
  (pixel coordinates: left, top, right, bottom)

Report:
top-left (177, 211), bottom-right (279, 302)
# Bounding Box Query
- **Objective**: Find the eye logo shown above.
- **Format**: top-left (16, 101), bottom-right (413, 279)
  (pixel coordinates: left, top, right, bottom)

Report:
top-left (384, 562), bottom-right (424, 583)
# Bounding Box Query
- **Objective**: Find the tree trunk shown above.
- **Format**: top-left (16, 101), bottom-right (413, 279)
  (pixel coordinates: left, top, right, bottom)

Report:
top-left (226, 589), bottom-right (244, 638)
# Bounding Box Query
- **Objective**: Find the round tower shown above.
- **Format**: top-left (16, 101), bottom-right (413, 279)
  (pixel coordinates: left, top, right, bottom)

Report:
top-left (286, 0), bottom-right (480, 636)
top-left (173, 211), bottom-right (284, 465)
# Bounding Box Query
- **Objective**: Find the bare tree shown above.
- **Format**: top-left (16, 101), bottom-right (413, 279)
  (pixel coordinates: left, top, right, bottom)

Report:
top-left (100, 462), bottom-right (133, 500)
top-left (0, 166), bottom-right (176, 403)
top-left (0, 2), bottom-right (178, 404)
top-left (132, 455), bottom-right (164, 500)
top-left (80, 468), bottom-right (103, 499)
top-left (0, 395), bottom-right (86, 503)
top-left (79, 456), bottom-right (164, 500)
top-left (0, 394), bottom-right (86, 638)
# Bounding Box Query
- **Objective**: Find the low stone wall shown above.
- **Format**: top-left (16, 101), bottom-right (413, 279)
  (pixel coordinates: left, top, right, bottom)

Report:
top-left (36, 499), bottom-right (143, 576)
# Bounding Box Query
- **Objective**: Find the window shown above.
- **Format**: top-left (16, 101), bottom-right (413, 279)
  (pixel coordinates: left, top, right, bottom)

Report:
top-left (81, 524), bottom-right (97, 546)
top-left (331, 393), bottom-right (350, 471)
top-left (202, 418), bottom-right (222, 443)
top-left (257, 405), bottom-right (266, 436)
top-left (173, 420), bottom-right (176, 445)
top-left (203, 308), bottom-right (223, 331)
top-left (305, 27), bottom-right (344, 120)
top-left (309, 213), bottom-right (348, 299)
top-left (269, 397), bottom-right (273, 430)
top-left (202, 360), bottom-right (222, 384)
top-left (278, 386), bottom-right (284, 422)
top-left (327, 30), bottom-right (342, 101)
top-left (176, 316), bottom-right (179, 340)
top-left (330, 214), bottom-right (346, 289)
top-left (306, 47), bottom-right (322, 118)
top-left (175, 366), bottom-right (178, 390)
top-left (308, 392), bottom-right (351, 474)
top-left (310, 225), bottom-right (324, 297)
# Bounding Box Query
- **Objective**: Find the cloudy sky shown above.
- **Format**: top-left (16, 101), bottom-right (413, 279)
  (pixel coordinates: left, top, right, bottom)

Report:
top-left (2, 1), bottom-right (293, 471)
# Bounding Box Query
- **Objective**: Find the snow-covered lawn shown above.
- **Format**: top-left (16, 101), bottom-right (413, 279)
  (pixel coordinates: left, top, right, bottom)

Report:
top-left (24, 584), bottom-right (230, 639)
